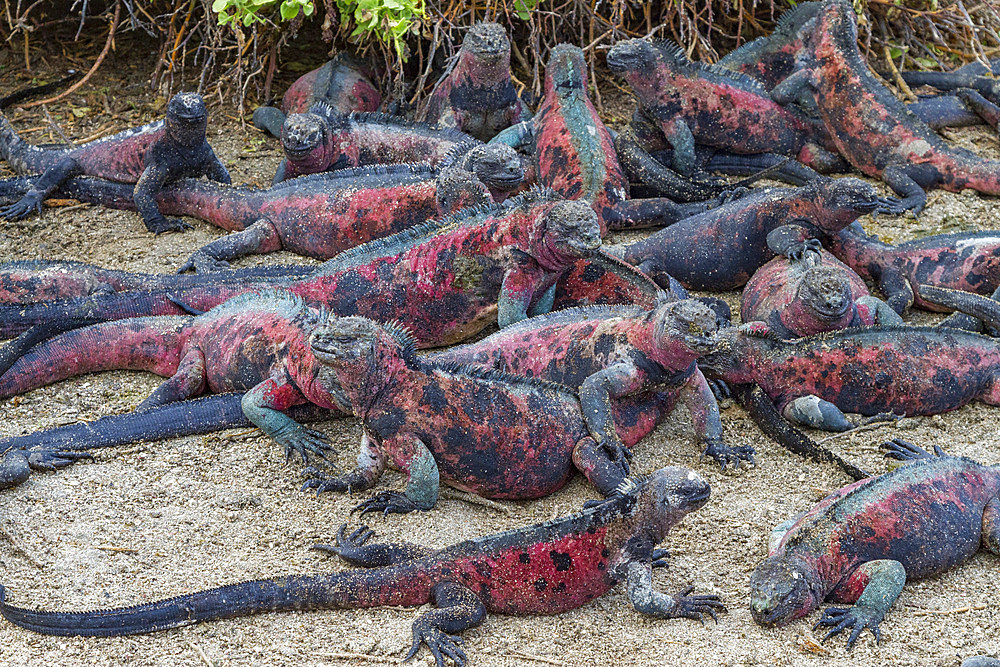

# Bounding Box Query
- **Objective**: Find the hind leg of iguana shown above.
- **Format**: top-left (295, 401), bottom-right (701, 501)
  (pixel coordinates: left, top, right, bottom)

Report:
top-left (0, 157), bottom-right (81, 220)
top-left (955, 89), bottom-right (1000, 130)
top-left (573, 436), bottom-right (629, 496)
top-left (354, 433), bottom-right (440, 515)
top-left (882, 164), bottom-right (931, 216)
top-left (313, 523), bottom-right (436, 567)
top-left (177, 219), bottom-right (284, 273)
top-left (138, 348), bottom-right (206, 409)
top-left (406, 582), bottom-right (486, 667)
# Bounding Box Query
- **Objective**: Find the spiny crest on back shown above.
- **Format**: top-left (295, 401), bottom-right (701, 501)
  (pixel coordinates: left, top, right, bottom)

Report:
top-left (198, 289), bottom-right (318, 323)
top-left (651, 40), bottom-right (771, 96)
top-left (439, 140), bottom-right (488, 170)
top-left (770, 1), bottom-right (822, 39)
top-left (310, 101), bottom-right (476, 143)
top-left (490, 304), bottom-right (644, 336)
top-left (424, 358), bottom-right (578, 396)
top-left (381, 320), bottom-right (419, 364)
top-left (316, 186), bottom-right (564, 273)
top-left (267, 163), bottom-right (436, 192)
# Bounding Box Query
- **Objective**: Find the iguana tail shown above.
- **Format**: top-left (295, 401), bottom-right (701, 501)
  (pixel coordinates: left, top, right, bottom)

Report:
top-left (0, 111), bottom-right (53, 175)
top-left (0, 316), bottom-right (191, 399)
top-left (252, 105), bottom-right (287, 138)
top-left (0, 565), bottom-right (436, 636)
top-left (0, 283), bottom-right (255, 338)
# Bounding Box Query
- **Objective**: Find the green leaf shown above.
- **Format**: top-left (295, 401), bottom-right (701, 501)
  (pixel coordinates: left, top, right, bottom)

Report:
top-left (212, 0), bottom-right (230, 12)
top-left (914, 57), bottom-right (937, 70)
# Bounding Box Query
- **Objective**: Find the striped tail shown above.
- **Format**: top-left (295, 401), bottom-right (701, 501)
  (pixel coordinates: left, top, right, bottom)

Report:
top-left (0, 565), bottom-right (434, 636)
top-left (0, 317), bottom-right (190, 399)
top-left (0, 111), bottom-right (54, 174)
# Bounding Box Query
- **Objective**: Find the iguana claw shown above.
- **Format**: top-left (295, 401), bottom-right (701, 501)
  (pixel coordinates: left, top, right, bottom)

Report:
top-left (353, 491), bottom-right (423, 516)
top-left (405, 623), bottom-right (467, 667)
top-left (672, 586), bottom-right (726, 624)
top-left (0, 194), bottom-right (44, 221)
top-left (814, 605), bottom-right (882, 650)
top-left (701, 439), bottom-right (756, 470)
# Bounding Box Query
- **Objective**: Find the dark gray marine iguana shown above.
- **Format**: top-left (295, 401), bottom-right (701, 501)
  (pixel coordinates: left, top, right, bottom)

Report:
top-left (0, 92), bottom-right (230, 232)
top-left (751, 439), bottom-right (1000, 650)
top-left (0, 468), bottom-right (721, 667)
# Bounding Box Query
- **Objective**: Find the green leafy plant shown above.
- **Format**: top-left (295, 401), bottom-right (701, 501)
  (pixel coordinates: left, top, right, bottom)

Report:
top-left (212, 0), bottom-right (314, 28)
top-left (513, 0), bottom-right (539, 21)
top-left (334, 0), bottom-right (426, 60)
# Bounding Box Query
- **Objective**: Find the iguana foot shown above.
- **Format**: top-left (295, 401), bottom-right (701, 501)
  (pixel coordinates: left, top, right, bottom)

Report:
top-left (701, 439), bottom-right (756, 470)
top-left (146, 217), bottom-right (193, 235)
top-left (713, 186), bottom-right (749, 206)
top-left (671, 586), bottom-right (726, 623)
top-left (325, 523), bottom-right (375, 558)
top-left (177, 251), bottom-right (231, 274)
top-left (276, 426), bottom-right (334, 465)
top-left (0, 194), bottom-right (43, 221)
top-left (354, 491), bottom-right (424, 516)
top-left (299, 466), bottom-right (351, 494)
top-left (599, 439), bottom-right (632, 476)
top-left (404, 624), bottom-right (467, 667)
top-left (26, 448), bottom-right (94, 471)
top-left (857, 412), bottom-right (901, 427)
top-left (814, 605), bottom-right (882, 649)
top-left (650, 548), bottom-right (671, 568)
top-left (880, 438), bottom-right (945, 461)
top-left (708, 379), bottom-right (731, 400)
top-left (874, 196), bottom-right (906, 216)
top-left (782, 238), bottom-right (823, 262)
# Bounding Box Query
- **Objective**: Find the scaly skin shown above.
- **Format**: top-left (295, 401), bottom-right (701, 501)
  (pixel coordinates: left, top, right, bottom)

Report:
top-left (606, 39), bottom-right (842, 176)
top-left (700, 322), bottom-right (1000, 432)
top-left (0, 292), bottom-right (349, 462)
top-left (0, 191), bottom-right (603, 346)
top-left (751, 442), bottom-right (1000, 650)
top-left (490, 44), bottom-right (712, 233)
top-left (252, 53), bottom-right (383, 138)
top-left (0, 92), bottom-right (230, 232)
top-left (608, 177), bottom-right (887, 291)
top-left (426, 300), bottom-right (754, 469)
top-left (0, 164), bottom-right (495, 271)
top-left (421, 22), bottom-right (532, 141)
top-left (772, 0), bottom-right (1000, 213)
top-left (822, 222), bottom-right (1000, 315)
top-left (741, 235), bottom-right (900, 338)
top-left (0, 468), bottom-right (722, 667)
top-left (273, 107), bottom-right (522, 187)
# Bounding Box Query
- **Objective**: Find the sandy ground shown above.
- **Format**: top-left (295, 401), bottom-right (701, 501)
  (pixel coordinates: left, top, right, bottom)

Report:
top-left (2, 38), bottom-right (1000, 667)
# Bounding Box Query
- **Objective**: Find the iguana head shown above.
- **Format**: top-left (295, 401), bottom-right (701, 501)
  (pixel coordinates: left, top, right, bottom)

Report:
top-left (535, 200), bottom-right (602, 266)
top-left (695, 324), bottom-right (760, 384)
top-left (654, 299), bottom-right (720, 358)
top-left (811, 177), bottom-right (881, 230)
top-left (607, 40), bottom-right (677, 105)
top-left (281, 113), bottom-right (336, 173)
top-left (309, 317), bottom-right (409, 410)
top-left (165, 92), bottom-right (208, 144)
top-left (631, 467), bottom-right (711, 541)
top-left (462, 22), bottom-right (510, 65)
top-left (606, 39), bottom-right (659, 77)
top-left (750, 554), bottom-right (819, 626)
top-left (545, 44), bottom-right (588, 94)
top-left (796, 265), bottom-right (853, 322)
top-left (435, 167), bottom-right (493, 215)
top-left (460, 143), bottom-right (524, 192)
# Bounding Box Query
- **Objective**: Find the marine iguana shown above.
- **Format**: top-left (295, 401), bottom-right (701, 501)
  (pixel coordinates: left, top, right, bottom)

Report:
top-left (252, 52), bottom-right (383, 138)
top-left (607, 177), bottom-right (892, 291)
top-left (819, 222), bottom-right (1000, 315)
top-left (0, 468), bottom-right (722, 667)
top-left (606, 38), bottom-right (845, 177)
top-left (699, 320), bottom-right (1000, 432)
top-left (0, 163), bottom-right (497, 271)
top-left (740, 228), bottom-right (902, 338)
top-left (0, 191), bottom-right (604, 345)
top-left (489, 44), bottom-right (714, 232)
top-left (0, 291), bottom-right (351, 462)
top-left (421, 22), bottom-right (532, 141)
top-left (422, 300), bottom-right (754, 470)
top-left (751, 439), bottom-right (1000, 649)
top-left (771, 0), bottom-right (1000, 213)
top-left (0, 92), bottom-right (230, 232)
top-left (272, 107), bottom-right (524, 190)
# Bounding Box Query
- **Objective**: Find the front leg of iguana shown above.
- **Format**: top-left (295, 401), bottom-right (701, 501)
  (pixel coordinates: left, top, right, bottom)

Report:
top-left (882, 164), bottom-right (932, 216)
top-left (766, 224), bottom-right (822, 261)
top-left (855, 296), bottom-right (904, 326)
top-left (661, 119), bottom-right (697, 177)
top-left (313, 523), bottom-right (436, 567)
top-left (876, 266), bottom-right (914, 315)
top-left (498, 256), bottom-right (549, 327)
top-left (770, 69), bottom-right (815, 107)
top-left (579, 362), bottom-right (645, 472)
top-left (242, 376), bottom-right (333, 463)
top-left (0, 156), bottom-right (81, 221)
top-left (816, 559), bottom-right (907, 649)
top-left (679, 369), bottom-right (755, 469)
top-left (781, 395), bottom-right (855, 432)
top-left (203, 153), bottom-right (232, 185)
top-left (613, 130), bottom-right (727, 203)
top-left (302, 430), bottom-right (385, 494)
top-left (138, 347), bottom-right (207, 409)
top-left (624, 561), bottom-right (725, 622)
top-left (178, 219), bottom-right (284, 273)
top-left (489, 120), bottom-right (535, 153)
top-left (406, 582), bottom-right (486, 667)
top-left (134, 164), bottom-right (191, 234)
top-left (355, 432), bottom-right (440, 516)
